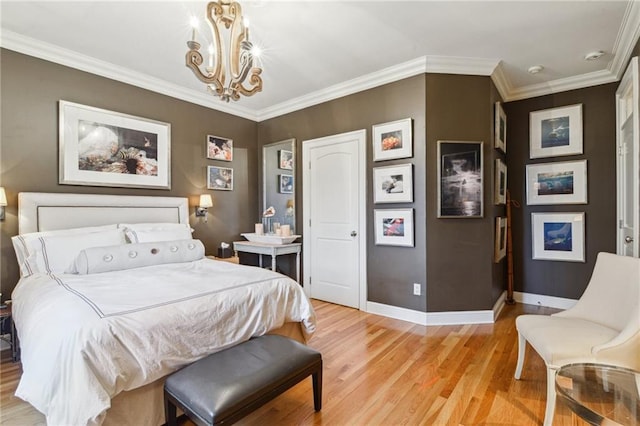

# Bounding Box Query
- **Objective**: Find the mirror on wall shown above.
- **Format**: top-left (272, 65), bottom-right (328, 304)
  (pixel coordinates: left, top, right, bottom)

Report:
top-left (263, 138), bottom-right (296, 234)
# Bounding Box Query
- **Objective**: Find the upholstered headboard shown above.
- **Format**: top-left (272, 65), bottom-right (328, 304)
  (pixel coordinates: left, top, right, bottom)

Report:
top-left (18, 192), bottom-right (190, 234)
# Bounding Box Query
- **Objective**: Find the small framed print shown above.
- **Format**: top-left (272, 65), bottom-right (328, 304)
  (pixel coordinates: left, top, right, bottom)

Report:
top-left (374, 208), bottom-right (414, 247)
top-left (207, 166), bottom-right (233, 190)
top-left (530, 104), bottom-right (583, 159)
top-left (207, 135), bottom-right (233, 161)
top-left (437, 140), bottom-right (484, 218)
top-left (494, 217), bottom-right (507, 262)
top-left (526, 160), bottom-right (587, 205)
top-left (532, 212), bottom-right (585, 262)
top-left (279, 174), bottom-right (294, 193)
top-left (373, 163), bottom-right (413, 204)
top-left (494, 158), bottom-right (507, 205)
top-left (279, 150), bottom-right (294, 170)
top-left (494, 102), bottom-right (506, 153)
top-left (372, 118), bottom-right (412, 161)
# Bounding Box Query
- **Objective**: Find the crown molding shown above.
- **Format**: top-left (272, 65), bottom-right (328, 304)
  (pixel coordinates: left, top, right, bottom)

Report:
top-left (610, 0), bottom-right (640, 80)
top-left (490, 62), bottom-right (511, 102)
top-left (0, 30), bottom-right (259, 121)
top-left (257, 56), bottom-right (500, 121)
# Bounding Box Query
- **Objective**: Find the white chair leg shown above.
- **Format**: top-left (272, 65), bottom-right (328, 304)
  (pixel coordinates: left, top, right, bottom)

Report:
top-left (543, 367), bottom-right (557, 426)
top-left (514, 332), bottom-right (526, 379)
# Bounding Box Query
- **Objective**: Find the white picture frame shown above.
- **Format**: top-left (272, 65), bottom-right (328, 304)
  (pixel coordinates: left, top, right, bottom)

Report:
top-left (207, 166), bottom-right (233, 190)
top-left (59, 100), bottom-right (171, 189)
top-left (374, 208), bottom-right (414, 247)
top-left (373, 163), bottom-right (413, 204)
top-left (372, 118), bottom-right (413, 161)
top-left (532, 212), bottom-right (585, 262)
top-left (495, 102), bottom-right (506, 153)
top-left (494, 158), bottom-right (507, 205)
top-left (495, 216), bottom-right (507, 262)
top-left (530, 104), bottom-right (583, 159)
top-left (206, 134), bottom-right (233, 161)
top-left (526, 160), bottom-right (588, 205)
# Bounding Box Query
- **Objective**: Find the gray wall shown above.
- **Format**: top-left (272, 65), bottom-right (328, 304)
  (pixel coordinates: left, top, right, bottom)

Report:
top-left (258, 76), bottom-right (429, 312)
top-left (0, 49), bottom-right (259, 297)
top-left (503, 83), bottom-right (617, 299)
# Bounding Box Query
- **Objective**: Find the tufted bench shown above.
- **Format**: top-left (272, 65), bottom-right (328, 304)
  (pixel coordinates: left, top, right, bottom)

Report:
top-left (164, 335), bottom-right (322, 426)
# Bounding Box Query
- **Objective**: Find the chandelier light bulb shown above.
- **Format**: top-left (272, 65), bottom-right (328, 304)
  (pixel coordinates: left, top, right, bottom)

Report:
top-left (189, 16), bottom-right (199, 41)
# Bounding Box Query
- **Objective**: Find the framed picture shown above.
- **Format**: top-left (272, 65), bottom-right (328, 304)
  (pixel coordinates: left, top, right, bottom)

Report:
top-left (494, 158), bottom-right (507, 205)
top-left (279, 174), bottom-right (294, 194)
top-left (373, 163), bottom-right (413, 204)
top-left (207, 166), bottom-right (233, 190)
top-left (526, 160), bottom-right (588, 205)
top-left (374, 208), bottom-right (414, 247)
top-left (532, 212), bottom-right (585, 262)
top-left (494, 102), bottom-right (506, 153)
top-left (59, 100), bottom-right (171, 189)
top-left (207, 135), bottom-right (233, 161)
top-left (437, 141), bottom-right (484, 218)
top-left (279, 149), bottom-right (294, 170)
top-left (372, 118), bottom-right (412, 161)
top-left (530, 104), bottom-right (583, 159)
top-left (494, 217), bottom-right (507, 262)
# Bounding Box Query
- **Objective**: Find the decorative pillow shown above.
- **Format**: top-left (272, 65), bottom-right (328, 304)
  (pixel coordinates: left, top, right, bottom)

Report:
top-left (35, 229), bottom-right (127, 274)
top-left (11, 225), bottom-right (120, 276)
top-left (71, 239), bottom-right (205, 275)
top-left (119, 222), bottom-right (193, 243)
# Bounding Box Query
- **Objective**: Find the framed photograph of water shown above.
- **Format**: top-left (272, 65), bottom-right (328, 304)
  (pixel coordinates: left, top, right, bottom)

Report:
top-left (532, 212), bottom-right (585, 262)
top-left (437, 141), bottom-right (483, 218)
top-left (526, 160), bottom-right (587, 205)
top-left (530, 104), bottom-right (582, 159)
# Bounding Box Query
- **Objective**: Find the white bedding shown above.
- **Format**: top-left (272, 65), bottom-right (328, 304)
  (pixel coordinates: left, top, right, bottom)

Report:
top-left (12, 258), bottom-right (316, 426)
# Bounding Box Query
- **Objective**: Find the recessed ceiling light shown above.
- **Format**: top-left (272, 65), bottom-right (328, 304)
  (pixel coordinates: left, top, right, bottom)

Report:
top-left (584, 51), bottom-right (605, 61)
top-left (528, 65), bottom-right (544, 74)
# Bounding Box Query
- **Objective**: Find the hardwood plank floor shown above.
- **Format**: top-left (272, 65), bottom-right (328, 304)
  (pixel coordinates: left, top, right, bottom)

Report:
top-left (0, 300), bottom-right (586, 425)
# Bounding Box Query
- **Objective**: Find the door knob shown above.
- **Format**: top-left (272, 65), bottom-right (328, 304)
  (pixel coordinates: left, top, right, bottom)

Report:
top-left (350, 231), bottom-right (357, 237)
top-left (625, 236), bottom-right (634, 243)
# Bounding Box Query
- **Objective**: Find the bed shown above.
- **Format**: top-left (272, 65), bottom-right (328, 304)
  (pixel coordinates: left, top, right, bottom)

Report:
top-left (10, 192), bottom-right (316, 426)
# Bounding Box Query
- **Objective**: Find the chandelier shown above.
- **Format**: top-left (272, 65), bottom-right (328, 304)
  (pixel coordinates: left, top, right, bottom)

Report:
top-left (186, 1), bottom-right (263, 102)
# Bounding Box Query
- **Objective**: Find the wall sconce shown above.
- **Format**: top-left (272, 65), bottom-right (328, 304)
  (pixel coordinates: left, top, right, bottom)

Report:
top-left (0, 187), bottom-right (6, 221)
top-left (196, 194), bottom-right (213, 222)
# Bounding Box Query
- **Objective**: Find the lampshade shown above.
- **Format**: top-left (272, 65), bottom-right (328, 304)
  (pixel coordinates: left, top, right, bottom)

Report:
top-left (199, 194), bottom-right (213, 208)
top-left (0, 187), bottom-right (6, 207)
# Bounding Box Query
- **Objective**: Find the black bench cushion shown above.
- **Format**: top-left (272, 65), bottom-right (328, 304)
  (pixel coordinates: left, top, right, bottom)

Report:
top-left (164, 335), bottom-right (321, 424)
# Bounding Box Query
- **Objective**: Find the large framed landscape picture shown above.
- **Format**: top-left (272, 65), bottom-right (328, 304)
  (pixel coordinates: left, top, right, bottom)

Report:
top-left (530, 104), bottom-right (582, 159)
top-left (526, 160), bottom-right (587, 205)
top-left (532, 212), bottom-right (585, 262)
top-left (59, 101), bottom-right (171, 189)
top-left (437, 141), bottom-right (484, 218)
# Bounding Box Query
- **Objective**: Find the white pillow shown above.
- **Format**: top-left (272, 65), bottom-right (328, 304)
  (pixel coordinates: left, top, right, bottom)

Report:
top-left (119, 222), bottom-right (193, 243)
top-left (34, 229), bottom-right (127, 274)
top-left (11, 225), bottom-right (119, 276)
top-left (71, 239), bottom-right (205, 274)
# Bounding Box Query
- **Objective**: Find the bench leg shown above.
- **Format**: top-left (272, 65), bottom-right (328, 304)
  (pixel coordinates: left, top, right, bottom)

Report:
top-left (164, 392), bottom-right (178, 426)
top-left (312, 363), bottom-right (322, 411)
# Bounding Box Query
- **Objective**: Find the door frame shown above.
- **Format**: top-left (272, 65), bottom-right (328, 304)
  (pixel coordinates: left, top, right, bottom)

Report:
top-left (302, 129), bottom-right (367, 309)
top-left (616, 56), bottom-right (640, 256)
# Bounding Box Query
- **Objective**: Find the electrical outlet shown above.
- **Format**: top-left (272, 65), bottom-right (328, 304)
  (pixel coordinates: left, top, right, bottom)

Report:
top-left (413, 283), bottom-right (421, 296)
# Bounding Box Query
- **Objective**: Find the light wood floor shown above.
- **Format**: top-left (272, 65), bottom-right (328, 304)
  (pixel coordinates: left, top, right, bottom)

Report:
top-left (0, 300), bottom-right (587, 425)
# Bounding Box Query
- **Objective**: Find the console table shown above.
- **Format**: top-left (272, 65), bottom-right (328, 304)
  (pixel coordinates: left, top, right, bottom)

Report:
top-left (556, 363), bottom-right (640, 425)
top-left (233, 241), bottom-right (301, 283)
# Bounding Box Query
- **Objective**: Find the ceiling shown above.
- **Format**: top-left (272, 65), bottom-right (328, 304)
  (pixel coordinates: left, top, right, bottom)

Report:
top-left (1, 1), bottom-right (639, 121)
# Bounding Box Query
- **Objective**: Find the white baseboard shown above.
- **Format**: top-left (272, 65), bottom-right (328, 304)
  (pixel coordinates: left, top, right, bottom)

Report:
top-left (513, 291), bottom-right (577, 310)
top-left (366, 293), bottom-right (505, 326)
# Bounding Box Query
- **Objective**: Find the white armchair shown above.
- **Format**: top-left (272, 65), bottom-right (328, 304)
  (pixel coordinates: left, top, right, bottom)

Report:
top-left (514, 252), bottom-right (640, 426)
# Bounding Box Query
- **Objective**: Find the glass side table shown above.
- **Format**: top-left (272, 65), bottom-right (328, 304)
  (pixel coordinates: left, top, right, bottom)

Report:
top-left (556, 363), bottom-right (640, 426)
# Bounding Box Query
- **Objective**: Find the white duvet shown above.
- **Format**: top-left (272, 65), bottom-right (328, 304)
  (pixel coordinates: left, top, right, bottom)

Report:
top-left (11, 258), bottom-right (316, 426)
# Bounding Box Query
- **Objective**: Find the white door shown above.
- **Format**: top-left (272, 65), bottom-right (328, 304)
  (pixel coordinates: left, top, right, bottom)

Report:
top-left (616, 56), bottom-right (639, 257)
top-left (302, 130), bottom-right (366, 309)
